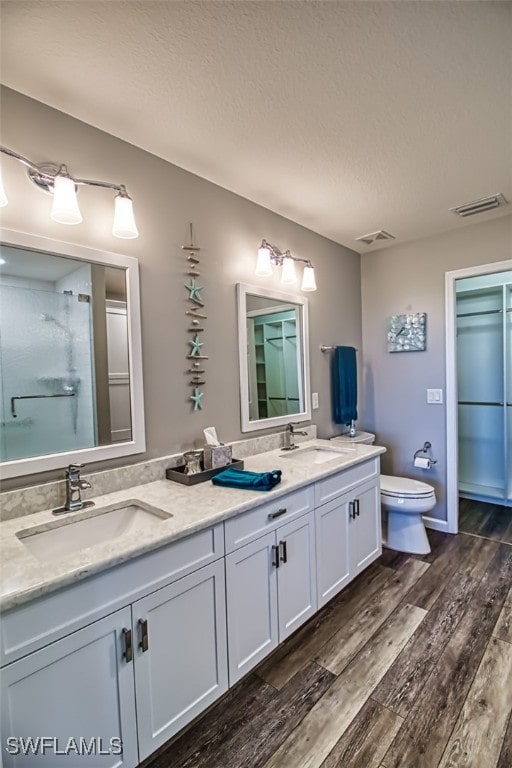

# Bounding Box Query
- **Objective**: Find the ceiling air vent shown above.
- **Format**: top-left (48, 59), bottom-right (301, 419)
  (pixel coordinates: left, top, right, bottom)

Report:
top-left (450, 193), bottom-right (508, 218)
top-left (355, 230), bottom-right (396, 246)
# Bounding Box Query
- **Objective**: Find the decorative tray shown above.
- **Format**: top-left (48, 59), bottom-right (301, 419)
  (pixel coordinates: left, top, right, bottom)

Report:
top-left (165, 458), bottom-right (244, 486)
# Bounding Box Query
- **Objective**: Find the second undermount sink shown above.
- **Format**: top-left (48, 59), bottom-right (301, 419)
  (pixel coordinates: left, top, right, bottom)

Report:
top-left (17, 501), bottom-right (172, 563)
top-left (279, 444), bottom-right (356, 465)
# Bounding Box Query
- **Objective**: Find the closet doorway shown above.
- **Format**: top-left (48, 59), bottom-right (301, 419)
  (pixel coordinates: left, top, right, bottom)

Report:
top-left (445, 260), bottom-right (512, 534)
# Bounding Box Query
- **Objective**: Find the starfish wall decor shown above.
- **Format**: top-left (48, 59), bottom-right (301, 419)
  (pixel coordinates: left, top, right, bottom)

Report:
top-left (182, 223), bottom-right (207, 410)
top-left (185, 277), bottom-right (204, 305)
top-left (190, 387), bottom-right (204, 411)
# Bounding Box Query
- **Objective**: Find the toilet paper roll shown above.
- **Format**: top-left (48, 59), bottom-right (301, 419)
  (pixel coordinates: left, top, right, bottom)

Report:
top-left (414, 456), bottom-right (432, 469)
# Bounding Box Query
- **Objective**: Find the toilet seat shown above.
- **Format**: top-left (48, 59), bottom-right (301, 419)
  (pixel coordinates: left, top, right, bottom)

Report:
top-left (380, 475), bottom-right (434, 500)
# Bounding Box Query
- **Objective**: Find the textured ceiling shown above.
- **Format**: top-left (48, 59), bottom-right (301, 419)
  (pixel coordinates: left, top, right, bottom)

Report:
top-left (1, 0), bottom-right (511, 252)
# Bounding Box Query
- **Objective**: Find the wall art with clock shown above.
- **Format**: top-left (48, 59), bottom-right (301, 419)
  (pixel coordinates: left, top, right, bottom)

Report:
top-left (387, 312), bottom-right (427, 352)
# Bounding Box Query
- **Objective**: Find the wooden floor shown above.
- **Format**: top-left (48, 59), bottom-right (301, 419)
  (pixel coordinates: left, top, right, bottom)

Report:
top-left (145, 525), bottom-right (512, 768)
top-left (459, 497), bottom-right (512, 545)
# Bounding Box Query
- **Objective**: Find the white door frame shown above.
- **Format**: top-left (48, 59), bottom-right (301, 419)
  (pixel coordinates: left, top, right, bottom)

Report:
top-left (445, 258), bottom-right (512, 534)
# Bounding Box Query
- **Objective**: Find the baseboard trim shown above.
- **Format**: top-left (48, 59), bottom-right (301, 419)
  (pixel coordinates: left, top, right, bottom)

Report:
top-left (424, 516), bottom-right (453, 533)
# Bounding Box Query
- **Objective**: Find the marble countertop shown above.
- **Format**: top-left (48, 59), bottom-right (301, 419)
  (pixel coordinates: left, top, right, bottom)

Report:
top-left (0, 439), bottom-right (385, 612)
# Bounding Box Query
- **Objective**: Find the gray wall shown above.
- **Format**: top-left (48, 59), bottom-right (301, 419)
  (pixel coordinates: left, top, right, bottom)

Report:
top-left (361, 214), bottom-right (512, 521)
top-left (0, 87), bottom-right (362, 489)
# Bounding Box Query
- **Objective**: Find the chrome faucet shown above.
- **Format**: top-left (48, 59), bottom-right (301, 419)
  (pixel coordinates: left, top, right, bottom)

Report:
top-left (53, 464), bottom-right (94, 515)
top-left (282, 423), bottom-right (308, 451)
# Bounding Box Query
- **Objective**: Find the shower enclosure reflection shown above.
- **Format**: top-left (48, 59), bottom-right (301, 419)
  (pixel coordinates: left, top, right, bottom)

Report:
top-left (0, 232), bottom-right (143, 477)
top-left (1, 283), bottom-right (96, 461)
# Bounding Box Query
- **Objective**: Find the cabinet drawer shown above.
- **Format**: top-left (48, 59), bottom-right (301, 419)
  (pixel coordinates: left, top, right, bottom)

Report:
top-left (1, 524), bottom-right (224, 666)
top-left (224, 486), bottom-right (315, 552)
top-left (315, 458), bottom-right (379, 507)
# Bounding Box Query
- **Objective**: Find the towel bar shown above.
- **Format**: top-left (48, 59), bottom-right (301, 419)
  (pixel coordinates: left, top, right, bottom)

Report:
top-left (320, 345), bottom-right (358, 352)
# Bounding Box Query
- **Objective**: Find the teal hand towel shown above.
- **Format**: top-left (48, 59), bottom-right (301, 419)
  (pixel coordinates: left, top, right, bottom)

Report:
top-left (332, 345), bottom-right (358, 425)
top-left (211, 467), bottom-right (282, 491)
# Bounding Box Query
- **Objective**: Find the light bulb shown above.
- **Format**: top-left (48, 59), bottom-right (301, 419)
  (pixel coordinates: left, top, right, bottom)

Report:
top-left (112, 194), bottom-right (139, 239)
top-left (50, 175), bottom-right (82, 225)
top-left (301, 265), bottom-right (317, 291)
top-left (281, 256), bottom-right (297, 284)
top-left (0, 168), bottom-right (8, 207)
top-left (255, 245), bottom-right (272, 276)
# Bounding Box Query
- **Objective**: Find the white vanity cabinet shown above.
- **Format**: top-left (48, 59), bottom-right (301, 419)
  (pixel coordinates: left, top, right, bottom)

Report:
top-left (0, 451), bottom-right (384, 766)
top-left (0, 524), bottom-right (227, 767)
top-left (1, 607), bottom-right (138, 768)
top-left (348, 479), bottom-right (382, 577)
top-left (133, 558), bottom-right (227, 760)
top-left (315, 494), bottom-right (351, 606)
top-left (224, 486), bottom-right (316, 684)
top-left (315, 458), bottom-right (381, 608)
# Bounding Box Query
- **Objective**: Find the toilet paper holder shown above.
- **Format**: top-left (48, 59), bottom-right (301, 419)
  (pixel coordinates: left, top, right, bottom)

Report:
top-left (414, 441), bottom-right (437, 468)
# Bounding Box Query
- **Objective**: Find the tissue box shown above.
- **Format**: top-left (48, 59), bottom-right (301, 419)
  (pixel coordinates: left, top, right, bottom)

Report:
top-left (203, 444), bottom-right (232, 469)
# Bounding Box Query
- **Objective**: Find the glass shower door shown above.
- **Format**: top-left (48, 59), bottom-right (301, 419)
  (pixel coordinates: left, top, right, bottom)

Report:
top-left (0, 284), bottom-right (96, 462)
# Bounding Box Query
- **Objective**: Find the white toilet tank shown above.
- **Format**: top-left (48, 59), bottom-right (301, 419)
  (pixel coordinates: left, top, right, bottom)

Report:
top-left (330, 431), bottom-right (376, 445)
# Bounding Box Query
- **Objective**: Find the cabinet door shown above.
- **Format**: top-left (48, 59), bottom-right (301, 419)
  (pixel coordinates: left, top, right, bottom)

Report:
top-left (315, 495), bottom-right (351, 608)
top-left (133, 559), bottom-right (228, 760)
top-left (349, 478), bottom-right (382, 577)
top-left (225, 531), bottom-right (278, 685)
top-left (1, 607), bottom-right (138, 768)
top-left (276, 513), bottom-right (317, 640)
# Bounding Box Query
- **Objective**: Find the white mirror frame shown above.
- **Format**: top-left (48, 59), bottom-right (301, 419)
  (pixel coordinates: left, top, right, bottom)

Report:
top-left (0, 228), bottom-right (146, 479)
top-left (237, 282), bottom-right (311, 433)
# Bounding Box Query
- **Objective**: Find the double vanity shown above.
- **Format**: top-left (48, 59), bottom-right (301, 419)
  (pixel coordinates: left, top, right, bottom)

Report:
top-left (0, 439), bottom-right (384, 768)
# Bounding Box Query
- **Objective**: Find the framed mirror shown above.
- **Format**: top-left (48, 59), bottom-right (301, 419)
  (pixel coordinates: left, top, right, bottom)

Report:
top-left (0, 228), bottom-right (145, 479)
top-left (237, 283), bottom-right (311, 433)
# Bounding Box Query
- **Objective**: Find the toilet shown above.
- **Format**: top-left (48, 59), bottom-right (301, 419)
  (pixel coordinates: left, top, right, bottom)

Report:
top-left (330, 431), bottom-right (435, 555)
top-left (380, 475), bottom-right (436, 555)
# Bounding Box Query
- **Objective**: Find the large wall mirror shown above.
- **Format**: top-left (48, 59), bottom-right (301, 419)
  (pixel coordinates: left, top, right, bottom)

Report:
top-left (237, 283), bottom-right (311, 433)
top-left (0, 228), bottom-right (145, 479)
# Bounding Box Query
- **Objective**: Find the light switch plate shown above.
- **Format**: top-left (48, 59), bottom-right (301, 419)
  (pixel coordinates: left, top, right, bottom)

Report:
top-left (427, 388), bottom-right (443, 404)
top-left (312, 392), bottom-right (319, 409)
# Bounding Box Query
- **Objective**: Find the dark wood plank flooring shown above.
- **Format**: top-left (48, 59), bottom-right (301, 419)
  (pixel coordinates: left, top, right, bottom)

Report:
top-left (459, 497), bottom-right (512, 545)
top-left (143, 525), bottom-right (512, 768)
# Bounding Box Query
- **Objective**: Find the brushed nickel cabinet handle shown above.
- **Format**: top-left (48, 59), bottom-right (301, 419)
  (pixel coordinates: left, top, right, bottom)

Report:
top-left (122, 628), bottom-right (133, 663)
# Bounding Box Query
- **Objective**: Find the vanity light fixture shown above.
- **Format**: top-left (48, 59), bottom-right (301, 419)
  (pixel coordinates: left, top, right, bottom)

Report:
top-left (255, 239), bottom-right (317, 291)
top-left (0, 145), bottom-right (139, 239)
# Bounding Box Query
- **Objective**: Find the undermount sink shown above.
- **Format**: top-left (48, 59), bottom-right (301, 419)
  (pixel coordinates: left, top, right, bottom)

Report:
top-left (279, 445), bottom-right (355, 465)
top-left (17, 501), bottom-right (172, 562)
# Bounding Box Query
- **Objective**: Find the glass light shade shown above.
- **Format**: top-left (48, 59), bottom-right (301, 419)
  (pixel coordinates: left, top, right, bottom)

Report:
top-left (112, 194), bottom-right (139, 239)
top-left (301, 265), bottom-right (317, 291)
top-left (0, 168), bottom-right (8, 207)
top-left (50, 175), bottom-right (82, 225)
top-left (281, 256), bottom-right (297, 284)
top-left (255, 246), bottom-right (273, 276)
